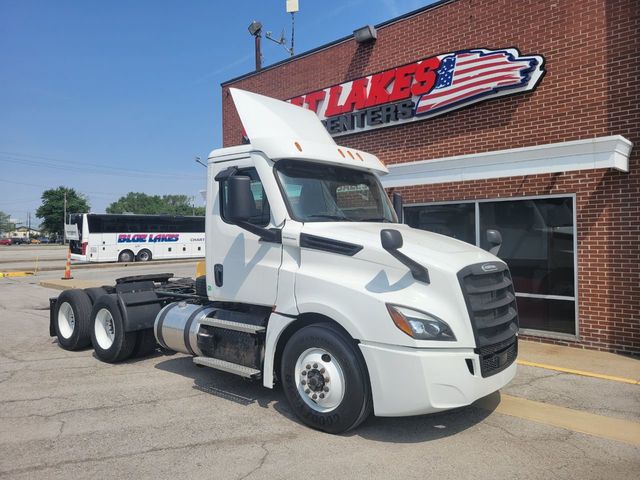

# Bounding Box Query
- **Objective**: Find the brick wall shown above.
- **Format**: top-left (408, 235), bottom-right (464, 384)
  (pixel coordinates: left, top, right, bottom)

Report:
top-left (222, 0), bottom-right (639, 354)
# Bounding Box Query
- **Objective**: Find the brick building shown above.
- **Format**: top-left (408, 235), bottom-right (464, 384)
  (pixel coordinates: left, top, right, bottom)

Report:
top-left (221, 0), bottom-right (639, 354)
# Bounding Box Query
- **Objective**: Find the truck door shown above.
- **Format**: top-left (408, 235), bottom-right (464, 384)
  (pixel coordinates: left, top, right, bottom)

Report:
top-left (209, 163), bottom-right (282, 306)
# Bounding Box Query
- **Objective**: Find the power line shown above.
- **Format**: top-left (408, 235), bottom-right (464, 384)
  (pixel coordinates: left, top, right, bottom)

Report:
top-left (0, 152), bottom-right (203, 180)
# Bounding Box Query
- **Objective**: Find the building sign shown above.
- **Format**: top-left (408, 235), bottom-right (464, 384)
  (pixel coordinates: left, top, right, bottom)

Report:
top-left (289, 48), bottom-right (544, 136)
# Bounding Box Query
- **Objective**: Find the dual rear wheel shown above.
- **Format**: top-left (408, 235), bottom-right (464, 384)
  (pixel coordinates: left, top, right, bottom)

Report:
top-left (53, 289), bottom-right (157, 362)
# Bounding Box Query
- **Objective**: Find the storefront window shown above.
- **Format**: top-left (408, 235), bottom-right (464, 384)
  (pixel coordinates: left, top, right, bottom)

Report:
top-left (405, 196), bottom-right (576, 336)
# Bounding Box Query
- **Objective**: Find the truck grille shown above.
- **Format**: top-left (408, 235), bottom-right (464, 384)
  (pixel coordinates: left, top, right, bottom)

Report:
top-left (476, 336), bottom-right (518, 377)
top-left (457, 261), bottom-right (519, 376)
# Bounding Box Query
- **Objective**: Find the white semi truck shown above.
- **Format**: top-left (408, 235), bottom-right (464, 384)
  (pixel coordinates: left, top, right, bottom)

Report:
top-left (49, 89), bottom-right (518, 433)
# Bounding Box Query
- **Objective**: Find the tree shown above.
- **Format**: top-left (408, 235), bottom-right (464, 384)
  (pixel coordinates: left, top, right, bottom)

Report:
top-left (36, 187), bottom-right (90, 237)
top-left (0, 211), bottom-right (15, 235)
top-left (107, 192), bottom-right (203, 216)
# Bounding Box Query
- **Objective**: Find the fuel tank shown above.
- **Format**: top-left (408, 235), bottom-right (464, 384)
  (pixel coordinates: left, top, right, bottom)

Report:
top-left (154, 302), bottom-right (215, 356)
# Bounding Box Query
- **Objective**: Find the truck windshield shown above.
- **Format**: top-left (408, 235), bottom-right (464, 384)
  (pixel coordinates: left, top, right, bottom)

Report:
top-left (275, 160), bottom-right (397, 223)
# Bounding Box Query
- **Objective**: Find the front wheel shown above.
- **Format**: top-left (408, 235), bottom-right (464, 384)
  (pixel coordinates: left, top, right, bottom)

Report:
top-left (118, 250), bottom-right (134, 263)
top-left (280, 324), bottom-right (372, 434)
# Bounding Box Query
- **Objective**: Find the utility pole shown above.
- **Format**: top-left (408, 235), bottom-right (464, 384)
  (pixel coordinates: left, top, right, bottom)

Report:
top-left (63, 191), bottom-right (67, 244)
top-left (27, 212), bottom-right (31, 241)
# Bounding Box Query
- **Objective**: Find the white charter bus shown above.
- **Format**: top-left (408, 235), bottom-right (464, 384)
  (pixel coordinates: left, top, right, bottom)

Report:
top-left (67, 213), bottom-right (205, 263)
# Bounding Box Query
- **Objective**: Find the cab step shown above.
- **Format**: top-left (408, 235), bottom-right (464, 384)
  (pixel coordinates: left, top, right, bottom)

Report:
top-left (193, 356), bottom-right (261, 378)
top-left (199, 317), bottom-right (266, 334)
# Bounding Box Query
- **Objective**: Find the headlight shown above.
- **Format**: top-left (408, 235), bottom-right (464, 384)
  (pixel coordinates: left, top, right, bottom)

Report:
top-left (386, 304), bottom-right (456, 341)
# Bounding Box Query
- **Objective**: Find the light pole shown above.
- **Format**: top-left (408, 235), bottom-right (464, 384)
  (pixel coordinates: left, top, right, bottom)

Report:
top-left (248, 21), bottom-right (263, 71)
top-left (63, 191), bottom-right (67, 244)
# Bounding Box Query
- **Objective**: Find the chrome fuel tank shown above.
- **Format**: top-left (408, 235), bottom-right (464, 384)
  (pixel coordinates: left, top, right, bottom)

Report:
top-left (154, 302), bottom-right (215, 356)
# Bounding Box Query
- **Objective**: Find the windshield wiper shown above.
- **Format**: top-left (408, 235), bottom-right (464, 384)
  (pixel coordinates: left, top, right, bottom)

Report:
top-left (360, 217), bottom-right (392, 223)
top-left (306, 214), bottom-right (353, 222)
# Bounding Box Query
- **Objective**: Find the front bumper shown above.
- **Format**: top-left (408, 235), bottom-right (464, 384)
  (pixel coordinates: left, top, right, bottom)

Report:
top-left (359, 341), bottom-right (517, 417)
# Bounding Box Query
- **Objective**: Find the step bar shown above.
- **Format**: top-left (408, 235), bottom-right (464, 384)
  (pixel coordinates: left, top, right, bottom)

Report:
top-left (199, 317), bottom-right (265, 334)
top-left (193, 356), bottom-right (261, 378)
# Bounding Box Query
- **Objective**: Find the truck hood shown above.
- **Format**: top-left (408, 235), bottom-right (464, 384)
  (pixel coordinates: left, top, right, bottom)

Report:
top-left (300, 222), bottom-right (499, 273)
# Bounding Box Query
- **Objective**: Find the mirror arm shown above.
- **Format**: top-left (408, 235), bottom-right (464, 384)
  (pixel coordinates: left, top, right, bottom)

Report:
top-left (387, 249), bottom-right (430, 283)
top-left (235, 220), bottom-right (281, 243)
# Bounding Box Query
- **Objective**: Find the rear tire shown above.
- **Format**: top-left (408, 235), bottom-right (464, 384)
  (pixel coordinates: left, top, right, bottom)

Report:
top-left (118, 250), bottom-right (134, 263)
top-left (90, 294), bottom-right (137, 363)
top-left (136, 249), bottom-right (152, 262)
top-left (53, 289), bottom-right (93, 351)
top-left (280, 323), bottom-right (372, 434)
top-left (84, 287), bottom-right (108, 305)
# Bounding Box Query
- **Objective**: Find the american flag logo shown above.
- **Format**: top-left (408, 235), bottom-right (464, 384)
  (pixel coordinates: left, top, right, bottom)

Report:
top-left (415, 48), bottom-right (543, 116)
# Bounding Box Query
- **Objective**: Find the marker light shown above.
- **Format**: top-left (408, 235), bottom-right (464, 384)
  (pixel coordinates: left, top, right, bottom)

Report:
top-left (386, 304), bottom-right (456, 341)
top-left (294, 141), bottom-right (302, 152)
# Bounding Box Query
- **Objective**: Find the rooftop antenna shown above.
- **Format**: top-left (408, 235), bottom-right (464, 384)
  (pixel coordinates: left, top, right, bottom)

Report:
top-left (286, 0), bottom-right (299, 57)
top-left (264, 1), bottom-right (299, 57)
top-left (194, 156), bottom-right (207, 168)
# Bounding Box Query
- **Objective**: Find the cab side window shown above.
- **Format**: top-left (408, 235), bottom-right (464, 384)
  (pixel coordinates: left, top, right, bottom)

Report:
top-left (219, 168), bottom-right (271, 227)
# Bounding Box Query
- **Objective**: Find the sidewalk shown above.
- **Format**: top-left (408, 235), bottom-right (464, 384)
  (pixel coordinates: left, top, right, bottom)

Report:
top-left (518, 340), bottom-right (640, 384)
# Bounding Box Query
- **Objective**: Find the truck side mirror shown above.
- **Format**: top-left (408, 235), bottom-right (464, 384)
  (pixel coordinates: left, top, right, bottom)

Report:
top-left (380, 229), bottom-right (430, 283)
top-left (486, 229), bottom-right (502, 256)
top-left (381, 228), bottom-right (403, 250)
top-left (392, 192), bottom-right (403, 223)
top-left (227, 176), bottom-right (254, 222)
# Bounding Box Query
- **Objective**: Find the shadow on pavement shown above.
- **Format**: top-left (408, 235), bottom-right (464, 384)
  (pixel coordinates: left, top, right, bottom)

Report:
top-left (155, 355), bottom-right (500, 443)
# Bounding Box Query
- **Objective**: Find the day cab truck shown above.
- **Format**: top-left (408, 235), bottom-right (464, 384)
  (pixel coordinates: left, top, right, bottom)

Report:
top-left (49, 89), bottom-right (518, 433)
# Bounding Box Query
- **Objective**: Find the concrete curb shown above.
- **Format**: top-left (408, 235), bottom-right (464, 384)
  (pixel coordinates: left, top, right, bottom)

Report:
top-left (0, 271), bottom-right (34, 278)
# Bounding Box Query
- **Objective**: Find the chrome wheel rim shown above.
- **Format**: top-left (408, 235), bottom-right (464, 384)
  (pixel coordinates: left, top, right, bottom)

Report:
top-left (94, 308), bottom-right (115, 349)
top-left (57, 302), bottom-right (75, 339)
top-left (294, 348), bottom-right (345, 413)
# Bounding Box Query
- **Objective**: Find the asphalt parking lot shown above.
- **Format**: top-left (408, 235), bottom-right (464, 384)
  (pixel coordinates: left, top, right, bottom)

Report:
top-left (0, 261), bottom-right (638, 479)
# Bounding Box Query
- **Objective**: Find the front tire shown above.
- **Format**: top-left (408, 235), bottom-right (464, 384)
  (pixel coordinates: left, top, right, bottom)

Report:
top-left (90, 294), bottom-right (137, 363)
top-left (53, 289), bottom-right (93, 350)
top-left (118, 250), bottom-right (134, 263)
top-left (280, 324), bottom-right (372, 434)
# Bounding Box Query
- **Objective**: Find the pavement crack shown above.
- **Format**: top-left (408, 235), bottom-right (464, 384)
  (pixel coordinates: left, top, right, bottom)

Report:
top-left (238, 442), bottom-right (270, 480)
top-left (0, 392), bottom-right (204, 419)
top-left (0, 433), bottom-right (294, 476)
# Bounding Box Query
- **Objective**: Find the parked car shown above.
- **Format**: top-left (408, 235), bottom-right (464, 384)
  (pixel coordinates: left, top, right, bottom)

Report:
top-left (10, 237), bottom-right (29, 245)
top-left (0, 238), bottom-right (12, 246)
top-left (38, 237), bottom-right (51, 244)
top-left (30, 238), bottom-right (41, 244)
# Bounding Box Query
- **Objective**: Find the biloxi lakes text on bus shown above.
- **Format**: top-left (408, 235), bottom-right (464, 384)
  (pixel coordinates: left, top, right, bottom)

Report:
top-left (288, 48), bottom-right (544, 136)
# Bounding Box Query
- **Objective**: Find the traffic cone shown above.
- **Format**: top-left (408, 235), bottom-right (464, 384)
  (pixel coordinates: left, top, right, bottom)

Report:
top-left (61, 247), bottom-right (73, 280)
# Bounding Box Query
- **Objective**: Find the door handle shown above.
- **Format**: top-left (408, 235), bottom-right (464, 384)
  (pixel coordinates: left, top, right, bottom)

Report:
top-left (214, 264), bottom-right (223, 287)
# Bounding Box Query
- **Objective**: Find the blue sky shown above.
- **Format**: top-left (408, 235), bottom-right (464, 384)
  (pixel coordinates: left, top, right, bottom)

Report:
top-left (0, 0), bottom-right (428, 226)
